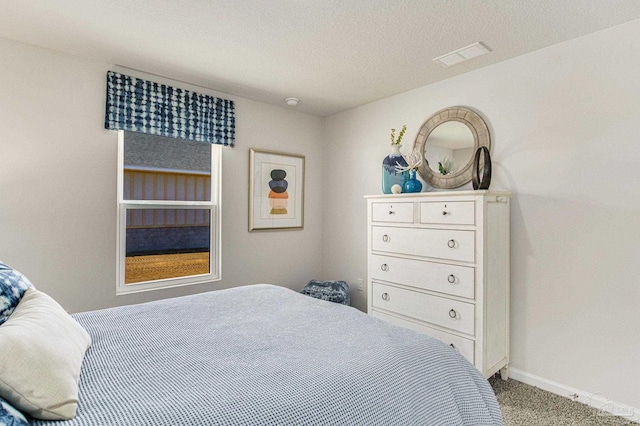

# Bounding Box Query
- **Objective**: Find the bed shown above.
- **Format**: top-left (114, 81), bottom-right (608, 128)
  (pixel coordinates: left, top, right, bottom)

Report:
top-left (6, 282), bottom-right (502, 425)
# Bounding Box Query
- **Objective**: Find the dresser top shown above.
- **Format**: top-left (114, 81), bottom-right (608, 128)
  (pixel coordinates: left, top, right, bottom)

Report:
top-left (364, 190), bottom-right (511, 199)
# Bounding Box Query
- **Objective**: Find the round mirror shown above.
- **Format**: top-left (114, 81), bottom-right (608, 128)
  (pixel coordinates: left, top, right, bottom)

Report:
top-left (425, 121), bottom-right (475, 175)
top-left (413, 106), bottom-right (490, 189)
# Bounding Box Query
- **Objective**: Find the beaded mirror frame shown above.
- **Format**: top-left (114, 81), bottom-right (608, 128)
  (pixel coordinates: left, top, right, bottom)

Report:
top-left (413, 106), bottom-right (491, 189)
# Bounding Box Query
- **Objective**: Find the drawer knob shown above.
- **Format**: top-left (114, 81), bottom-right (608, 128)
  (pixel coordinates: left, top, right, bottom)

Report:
top-left (447, 239), bottom-right (456, 248)
top-left (442, 211), bottom-right (448, 216)
top-left (449, 309), bottom-right (458, 319)
top-left (382, 234), bottom-right (390, 242)
top-left (388, 210), bottom-right (395, 215)
top-left (381, 292), bottom-right (390, 301)
top-left (447, 274), bottom-right (456, 284)
top-left (381, 264), bottom-right (389, 272)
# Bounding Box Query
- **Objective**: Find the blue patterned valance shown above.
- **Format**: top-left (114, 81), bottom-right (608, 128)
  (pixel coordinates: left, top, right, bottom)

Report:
top-left (105, 71), bottom-right (235, 147)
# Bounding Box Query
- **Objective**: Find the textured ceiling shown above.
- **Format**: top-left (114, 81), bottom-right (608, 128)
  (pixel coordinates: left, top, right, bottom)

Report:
top-left (1, 1), bottom-right (640, 116)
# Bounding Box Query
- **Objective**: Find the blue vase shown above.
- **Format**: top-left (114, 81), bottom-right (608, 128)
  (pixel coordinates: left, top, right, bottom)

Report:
top-left (382, 145), bottom-right (409, 194)
top-left (403, 170), bottom-right (423, 193)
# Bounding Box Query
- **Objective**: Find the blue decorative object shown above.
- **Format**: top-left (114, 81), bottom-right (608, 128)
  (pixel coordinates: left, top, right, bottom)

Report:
top-left (105, 71), bottom-right (235, 147)
top-left (403, 170), bottom-right (423, 193)
top-left (0, 397), bottom-right (28, 426)
top-left (300, 280), bottom-right (350, 306)
top-left (382, 145), bottom-right (409, 194)
top-left (0, 262), bottom-right (33, 325)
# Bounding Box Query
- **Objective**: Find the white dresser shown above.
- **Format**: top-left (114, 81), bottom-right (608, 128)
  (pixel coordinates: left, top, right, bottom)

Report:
top-left (366, 191), bottom-right (511, 379)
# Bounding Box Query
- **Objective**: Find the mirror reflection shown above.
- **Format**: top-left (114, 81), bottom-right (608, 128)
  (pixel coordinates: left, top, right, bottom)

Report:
top-left (424, 121), bottom-right (474, 176)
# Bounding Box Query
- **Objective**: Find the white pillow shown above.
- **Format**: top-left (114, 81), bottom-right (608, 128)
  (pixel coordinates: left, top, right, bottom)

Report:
top-left (0, 288), bottom-right (91, 420)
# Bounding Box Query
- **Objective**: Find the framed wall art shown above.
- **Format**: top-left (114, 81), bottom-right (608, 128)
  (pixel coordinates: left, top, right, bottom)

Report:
top-left (249, 149), bottom-right (305, 231)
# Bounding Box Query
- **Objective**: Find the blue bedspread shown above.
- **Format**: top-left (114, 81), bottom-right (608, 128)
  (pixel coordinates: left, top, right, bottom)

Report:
top-left (33, 284), bottom-right (502, 425)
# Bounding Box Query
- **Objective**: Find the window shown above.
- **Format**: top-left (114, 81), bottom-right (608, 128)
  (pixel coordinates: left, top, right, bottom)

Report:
top-left (117, 131), bottom-right (221, 294)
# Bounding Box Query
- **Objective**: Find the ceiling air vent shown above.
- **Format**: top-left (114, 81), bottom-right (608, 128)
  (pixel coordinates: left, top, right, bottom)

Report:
top-left (433, 42), bottom-right (491, 67)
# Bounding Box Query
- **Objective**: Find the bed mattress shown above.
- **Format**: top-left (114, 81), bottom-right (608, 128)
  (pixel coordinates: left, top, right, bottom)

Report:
top-left (33, 284), bottom-right (502, 425)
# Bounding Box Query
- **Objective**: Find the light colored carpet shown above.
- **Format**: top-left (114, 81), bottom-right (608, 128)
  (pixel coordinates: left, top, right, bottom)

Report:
top-left (489, 377), bottom-right (637, 425)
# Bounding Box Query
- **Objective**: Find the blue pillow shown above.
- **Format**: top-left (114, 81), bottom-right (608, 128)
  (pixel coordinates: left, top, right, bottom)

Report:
top-left (0, 396), bottom-right (28, 426)
top-left (300, 280), bottom-right (351, 306)
top-left (0, 262), bottom-right (33, 325)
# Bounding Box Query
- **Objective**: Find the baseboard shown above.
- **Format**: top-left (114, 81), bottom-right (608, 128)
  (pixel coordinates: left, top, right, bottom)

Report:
top-left (509, 368), bottom-right (639, 423)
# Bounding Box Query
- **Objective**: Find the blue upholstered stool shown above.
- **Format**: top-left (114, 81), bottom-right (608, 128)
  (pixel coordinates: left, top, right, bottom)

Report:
top-left (300, 280), bottom-right (350, 306)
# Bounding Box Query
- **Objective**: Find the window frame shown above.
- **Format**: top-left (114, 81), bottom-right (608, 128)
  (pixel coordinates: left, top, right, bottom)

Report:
top-left (116, 131), bottom-right (222, 295)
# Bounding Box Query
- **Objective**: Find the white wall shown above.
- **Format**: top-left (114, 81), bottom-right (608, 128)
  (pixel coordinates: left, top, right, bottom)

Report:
top-left (0, 37), bottom-right (324, 313)
top-left (323, 20), bottom-right (640, 411)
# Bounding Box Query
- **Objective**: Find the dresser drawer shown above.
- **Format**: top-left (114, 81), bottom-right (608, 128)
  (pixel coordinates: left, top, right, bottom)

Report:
top-left (372, 226), bottom-right (475, 263)
top-left (372, 282), bottom-right (475, 335)
top-left (371, 310), bottom-right (474, 364)
top-left (370, 254), bottom-right (474, 299)
top-left (420, 201), bottom-right (475, 225)
top-left (371, 202), bottom-right (414, 223)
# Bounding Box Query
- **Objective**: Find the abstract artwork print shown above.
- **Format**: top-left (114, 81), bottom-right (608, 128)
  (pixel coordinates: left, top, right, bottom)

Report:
top-left (268, 169), bottom-right (289, 214)
top-left (250, 149), bottom-right (304, 230)
top-left (261, 164), bottom-right (295, 218)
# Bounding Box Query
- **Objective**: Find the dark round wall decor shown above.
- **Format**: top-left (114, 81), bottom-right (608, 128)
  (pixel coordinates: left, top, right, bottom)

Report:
top-left (472, 146), bottom-right (492, 190)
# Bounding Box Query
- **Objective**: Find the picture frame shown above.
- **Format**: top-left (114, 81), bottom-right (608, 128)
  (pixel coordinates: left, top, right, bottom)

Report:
top-left (249, 149), bottom-right (305, 231)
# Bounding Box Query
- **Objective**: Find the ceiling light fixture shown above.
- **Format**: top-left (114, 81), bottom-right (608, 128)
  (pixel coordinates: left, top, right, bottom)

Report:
top-left (433, 42), bottom-right (492, 67)
top-left (285, 97), bottom-right (299, 106)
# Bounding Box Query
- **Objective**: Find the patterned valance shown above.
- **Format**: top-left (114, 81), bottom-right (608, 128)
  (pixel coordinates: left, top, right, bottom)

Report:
top-left (105, 71), bottom-right (235, 147)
